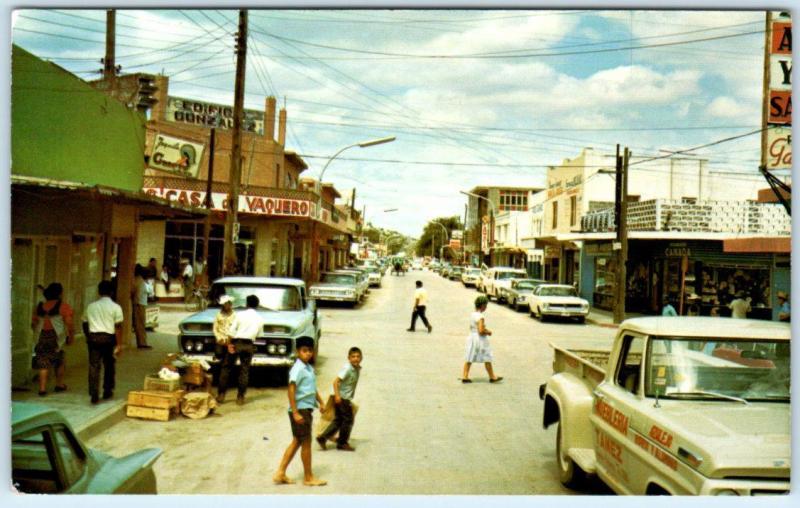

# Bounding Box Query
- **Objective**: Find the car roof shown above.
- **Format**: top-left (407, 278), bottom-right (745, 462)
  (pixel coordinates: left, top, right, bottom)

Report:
top-left (538, 284), bottom-right (575, 289)
top-left (621, 316), bottom-right (791, 340)
top-left (488, 267), bottom-right (526, 271)
top-left (212, 276), bottom-right (304, 287)
top-left (12, 402), bottom-right (60, 428)
top-left (322, 271), bottom-right (355, 276)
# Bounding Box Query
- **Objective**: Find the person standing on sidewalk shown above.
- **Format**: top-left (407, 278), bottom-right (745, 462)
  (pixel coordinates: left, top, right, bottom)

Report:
top-left (181, 258), bottom-right (194, 303)
top-left (82, 280), bottom-right (123, 405)
top-left (131, 265), bottom-right (151, 349)
top-left (407, 280), bottom-right (432, 333)
top-left (316, 347), bottom-right (362, 452)
top-left (31, 282), bottom-right (75, 396)
top-left (777, 291), bottom-right (790, 322)
top-left (729, 291), bottom-right (751, 319)
top-left (217, 294), bottom-right (263, 405)
top-left (462, 295), bottom-right (502, 384)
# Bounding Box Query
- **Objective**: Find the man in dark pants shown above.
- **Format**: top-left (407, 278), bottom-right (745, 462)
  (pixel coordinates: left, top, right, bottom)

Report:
top-left (407, 280), bottom-right (432, 333)
top-left (217, 294), bottom-right (264, 405)
top-left (82, 281), bottom-right (123, 405)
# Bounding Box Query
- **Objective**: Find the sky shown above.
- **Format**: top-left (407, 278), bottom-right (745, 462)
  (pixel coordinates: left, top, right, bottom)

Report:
top-left (10, 7), bottom-right (778, 236)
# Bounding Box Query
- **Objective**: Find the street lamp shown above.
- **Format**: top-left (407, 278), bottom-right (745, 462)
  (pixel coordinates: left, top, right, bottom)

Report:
top-left (431, 221), bottom-right (450, 261)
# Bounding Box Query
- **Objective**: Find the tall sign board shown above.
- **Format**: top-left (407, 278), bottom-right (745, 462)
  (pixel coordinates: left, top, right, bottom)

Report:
top-left (763, 12), bottom-right (792, 169)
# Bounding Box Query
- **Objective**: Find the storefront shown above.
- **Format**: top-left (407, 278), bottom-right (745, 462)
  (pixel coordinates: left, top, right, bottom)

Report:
top-left (581, 237), bottom-right (781, 319)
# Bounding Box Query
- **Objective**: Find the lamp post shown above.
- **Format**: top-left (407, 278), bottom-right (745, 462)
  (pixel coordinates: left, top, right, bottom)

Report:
top-left (460, 190), bottom-right (496, 263)
top-left (431, 221), bottom-right (450, 262)
top-left (312, 136), bottom-right (395, 280)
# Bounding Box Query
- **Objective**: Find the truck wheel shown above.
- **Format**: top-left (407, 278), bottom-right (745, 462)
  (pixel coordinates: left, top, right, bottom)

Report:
top-left (556, 422), bottom-right (586, 488)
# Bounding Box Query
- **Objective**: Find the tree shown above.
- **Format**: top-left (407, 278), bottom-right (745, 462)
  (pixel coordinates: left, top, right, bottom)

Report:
top-left (415, 216), bottom-right (463, 260)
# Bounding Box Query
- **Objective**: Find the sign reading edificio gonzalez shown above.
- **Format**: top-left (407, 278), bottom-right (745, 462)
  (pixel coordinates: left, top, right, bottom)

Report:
top-left (166, 96), bottom-right (265, 135)
top-left (149, 133), bottom-right (205, 178)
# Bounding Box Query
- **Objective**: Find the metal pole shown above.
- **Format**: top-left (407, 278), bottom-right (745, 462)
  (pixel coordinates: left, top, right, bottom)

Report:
top-left (202, 128), bottom-right (215, 284)
top-left (223, 9), bottom-right (247, 275)
top-left (613, 144), bottom-right (623, 324)
top-left (617, 148), bottom-right (630, 324)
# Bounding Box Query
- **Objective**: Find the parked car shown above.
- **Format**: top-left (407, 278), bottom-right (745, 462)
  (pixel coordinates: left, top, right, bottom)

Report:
top-left (502, 278), bottom-right (547, 311)
top-left (336, 268), bottom-right (370, 297)
top-left (12, 402), bottom-right (162, 493)
top-left (448, 266), bottom-right (464, 280)
top-left (539, 317), bottom-right (790, 495)
top-left (411, 261), bottom-right (422, 270)
top-left (311, 272), bottom-right (363, 305)
top-left (179, 277), bottom-right (321, 369)
top-left (365, 266), bottom-right (383, 288)
top-left (461, 267), bottom-right (482, 287)
top-left (528, 284), bottom-right (590, 323)
top-left (481, 267), bottom-right (528, 301)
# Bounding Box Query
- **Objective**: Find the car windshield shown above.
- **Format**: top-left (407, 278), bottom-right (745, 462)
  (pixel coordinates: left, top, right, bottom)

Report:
top-left (515, 282), bottom-right (537, 290)
top-left (210, 284), bottom-right (301, 311)
top-left (646, 338), bottom-right (790, 402)
top-left (497, 272), bottom-right (526, 280)
top-left (467, 269), bottom-right (481, 275)
top-left (539, 287), bottom-right (578, 297)
top-left (322, 274), bottom-right (356, 285)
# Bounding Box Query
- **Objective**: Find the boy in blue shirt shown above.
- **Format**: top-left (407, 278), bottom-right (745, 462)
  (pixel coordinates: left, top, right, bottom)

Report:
top-left (317, 347), bottom-right (362, 452)
top-left (273, 337), bottom-right (327, 487)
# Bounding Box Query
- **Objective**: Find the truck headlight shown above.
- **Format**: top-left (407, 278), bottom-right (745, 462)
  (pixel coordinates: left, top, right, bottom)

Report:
top-left (715, 490), bottom-right (740, 496)
top-left (518, 296), bottom-right (526, 302)
top-left (543, 303), bottom-right (550, 309)
top-left (184, 340), bottom-right (194, 351)
top-left (277, 344), bottom-right (287, 354)
top-left (195, 341), bottom-right (204, 352)
top-left (267, 344), bottom-right (277, 354)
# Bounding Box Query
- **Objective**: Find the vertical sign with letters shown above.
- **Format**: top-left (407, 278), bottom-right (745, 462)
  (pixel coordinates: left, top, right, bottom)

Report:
top-left (765, 12), bottom-right (792, 169)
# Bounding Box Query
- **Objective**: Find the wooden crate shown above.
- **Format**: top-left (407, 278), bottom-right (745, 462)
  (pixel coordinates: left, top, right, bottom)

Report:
top-left (127, 390), bottom-right (184, 410)
top-left (126, 405), bottom-right (172, 422)
top-left (144, 375), bottom-right (182, 392)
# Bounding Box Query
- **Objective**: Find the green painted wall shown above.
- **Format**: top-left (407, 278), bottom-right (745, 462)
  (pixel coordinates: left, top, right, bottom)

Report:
top-left (11, 45), bottom-right (146, 192)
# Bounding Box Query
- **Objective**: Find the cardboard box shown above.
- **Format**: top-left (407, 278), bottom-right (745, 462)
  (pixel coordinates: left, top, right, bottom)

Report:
top-left (126, 405), bottom-right (172, 422)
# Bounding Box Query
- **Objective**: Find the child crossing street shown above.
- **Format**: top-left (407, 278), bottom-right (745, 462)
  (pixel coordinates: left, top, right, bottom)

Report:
top-left (317, 347), bottom-right (362, 452)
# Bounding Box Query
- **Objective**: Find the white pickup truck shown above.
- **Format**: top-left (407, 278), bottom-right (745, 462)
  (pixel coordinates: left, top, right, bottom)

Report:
top-left (539, 317), bottom-right (790, 496)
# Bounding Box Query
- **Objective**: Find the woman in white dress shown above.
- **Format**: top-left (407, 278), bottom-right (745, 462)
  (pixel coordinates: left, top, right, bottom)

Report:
top-left (462, 295), bottom-right (503, 384)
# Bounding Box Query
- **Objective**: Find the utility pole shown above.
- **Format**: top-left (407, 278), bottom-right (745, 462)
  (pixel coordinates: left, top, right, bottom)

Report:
top-left (613, 146), bottom-right (630, 324)
top-left (103, 10), bottom-right (116, 91)
top-left (223, 10), bottom-right (248, 275)
top-left (202, 128), bottom-right (216, 284)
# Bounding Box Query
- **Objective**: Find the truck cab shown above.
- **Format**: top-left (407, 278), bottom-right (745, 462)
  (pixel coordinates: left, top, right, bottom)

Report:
top-left (540, 317), bottom-right (790, 496)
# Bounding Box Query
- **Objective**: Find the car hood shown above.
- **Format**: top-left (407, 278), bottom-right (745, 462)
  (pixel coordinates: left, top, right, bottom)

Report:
top-left (540, 296), bottom-right (587, 305)
top-left (180, 308), bottom-right (307, 328)
top-left (311, 282), bottom-right (356, 289)
top-left (648, 401), bottom-right (790, 479)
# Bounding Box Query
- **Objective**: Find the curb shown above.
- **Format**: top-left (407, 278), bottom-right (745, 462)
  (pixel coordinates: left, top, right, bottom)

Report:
top-left (586, 318), bottom-right (619, 329)
top-left (75, 401), bottom-right (127, 441)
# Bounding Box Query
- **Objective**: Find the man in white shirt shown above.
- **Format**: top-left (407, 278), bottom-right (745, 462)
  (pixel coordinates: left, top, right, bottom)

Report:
top-left (218, 294), bottom-right (264, 405)
top-left (82, 280), bottom-right (123, 405)
top-left (131, 265), bottom-right (151, 349)
top-left (729, 291), bottom-right (752, 319)
top-left (181, 258), bottom-right (194, 303)
top-left (407, 280), bottom-right (432, 333)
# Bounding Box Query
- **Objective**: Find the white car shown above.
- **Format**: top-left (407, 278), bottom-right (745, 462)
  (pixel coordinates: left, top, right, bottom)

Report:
top-left (461, 267), bottom-right (482, 287)
top-left (411, 261), bottom-right (422, 270)
top-left (481, 267), bottom-right (528, 301)
top-left (528, 284), bottom-right (590, 323)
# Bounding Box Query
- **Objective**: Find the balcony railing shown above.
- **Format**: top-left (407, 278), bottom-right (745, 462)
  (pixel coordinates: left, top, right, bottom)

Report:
top-left (581, 199), bottom-right (791, 235)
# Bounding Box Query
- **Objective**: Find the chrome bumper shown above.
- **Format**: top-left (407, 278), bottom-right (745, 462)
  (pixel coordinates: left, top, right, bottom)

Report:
top-left (182, 353), bottom-right (295, 368)
top-left (541, 308), bottom-right (589, 317)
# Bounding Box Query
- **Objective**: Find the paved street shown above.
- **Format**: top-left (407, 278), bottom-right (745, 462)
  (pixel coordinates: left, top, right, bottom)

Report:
top-left (86, 270), bottom-right (615, 495)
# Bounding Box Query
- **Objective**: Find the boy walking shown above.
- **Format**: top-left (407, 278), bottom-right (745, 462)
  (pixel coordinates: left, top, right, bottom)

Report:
top-left (317, 347), bottom-right (362, 452)
top-left (274, 337), bottom-right (327, 487)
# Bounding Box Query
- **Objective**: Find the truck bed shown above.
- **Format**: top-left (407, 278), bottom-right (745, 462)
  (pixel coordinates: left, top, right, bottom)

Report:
top-left (549, 338), bottom-right (615, 389)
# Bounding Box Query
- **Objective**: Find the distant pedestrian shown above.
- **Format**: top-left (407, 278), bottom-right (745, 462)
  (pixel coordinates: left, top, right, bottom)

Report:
top-left (316, 347), bottom-right (362, 452)
top-left (274, 337), bottom-right (327, 487)
top-left (31, 282), bottom-right (74, 396)
top-left (146, 257), bottom-right (159, 280)
top-left (407, 280), bottom-right (432, 333)
top-left (160, 264), bottom-right (171, 294)
top-left (217, 294), bottom-right (263, 405)
top-left (729, 291), bottom-right (751, 319)
top-left (777, 291), bottom-right (790, 322)
top-left (82, 280), bottom-right (123, 404)
top-left (462, 295), bottom-right (502, 384)
top-left (131, 265), bottom-right (151, 349)
top-left (661, 298), bottom-right (678, 317)
top-left (181, 258), bottom-right (194, 303)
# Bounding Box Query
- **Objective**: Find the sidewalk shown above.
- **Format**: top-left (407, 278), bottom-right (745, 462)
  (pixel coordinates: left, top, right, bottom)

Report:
top-left (11, 323), bottom-right (180, 440)
top-left (585, 308), bottom-right (646, 328)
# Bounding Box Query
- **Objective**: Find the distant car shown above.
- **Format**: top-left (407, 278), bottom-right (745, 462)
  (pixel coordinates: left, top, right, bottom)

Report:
top-left (529, 284), bottom-right (590, 323)
top-left (365, 266), bottom-right (383, 288)
top-left (411, 261), bottom-right (422, 270)
top-left (461, 267), bottom-right (482, 287)
top-left (440, 265), bottom-right (451, 278)
top-left (12, 402), bottom-right (162, 493)
top-left (481, 267), bottom-right (528, 301)
top-left (179, 277), bottom-right (322, 368)
top-left (311, 272), bottom-right (363, 305)
top-left (448, 266), bottom-right (464, 280)
top-left (335, 269), bottom-right (370, 297)
top-left (503, 279), bottom-right (547, 312)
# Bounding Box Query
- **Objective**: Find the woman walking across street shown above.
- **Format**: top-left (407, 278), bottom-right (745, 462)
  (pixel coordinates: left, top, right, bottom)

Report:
top-left (462, 295), bottom-right (502, 384)
top-left (31, 282), bottom-right (75, 396)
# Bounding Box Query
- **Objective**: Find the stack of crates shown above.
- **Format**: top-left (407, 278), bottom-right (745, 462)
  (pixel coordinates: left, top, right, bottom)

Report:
top-left (126, 376), bottom-right (185, 421)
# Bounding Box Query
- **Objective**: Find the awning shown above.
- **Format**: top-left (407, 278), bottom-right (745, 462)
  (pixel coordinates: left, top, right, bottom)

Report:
top-left (491, 245), bottom-right (526, 254)
top-left (723, 237), bottom-right (791, 254)
top-left (12, 175), bottom-right (209, 218)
